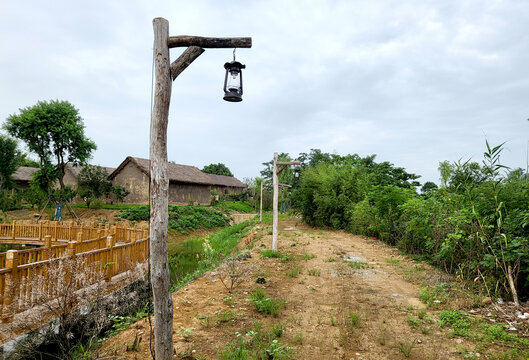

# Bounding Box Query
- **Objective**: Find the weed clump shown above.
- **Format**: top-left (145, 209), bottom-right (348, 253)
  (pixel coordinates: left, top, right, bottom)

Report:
top-left (250, 288), bottom-right (284, 317)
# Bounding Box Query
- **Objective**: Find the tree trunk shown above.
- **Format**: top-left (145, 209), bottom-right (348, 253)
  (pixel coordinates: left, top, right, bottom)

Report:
top-left (272, 152), bottom-right (279, 251)
top-left (150, 17), bottom-right (174, 360)
top-left (507, 262), bottom-right (520, 307)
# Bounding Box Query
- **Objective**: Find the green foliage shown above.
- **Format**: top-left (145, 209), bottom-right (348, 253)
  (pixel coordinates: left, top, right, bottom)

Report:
top-left (202, 163), bottom-right (233, 177)
top-left (0, 135), bottom-right (22, 192)
top-left (77, 165), bottom-right (112, 199)
top-left (117, 205), bottom-right (230, 233)
top-left (88, 198), bottom-right (104, 209)
top-left (4, 100), bottom-right (96, 196)
top-left (294, 143), bottom-right (529, 301)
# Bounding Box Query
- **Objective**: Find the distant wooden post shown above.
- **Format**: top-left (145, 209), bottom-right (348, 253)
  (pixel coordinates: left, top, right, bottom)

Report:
top-left (271, 153), bottom-right (300, 251)
top-left (11, 220), bottom-right (16, 241)
top-left (260, 181), bottom-right (263, 222)
top-left (272, 153), bottom-right (279, 250)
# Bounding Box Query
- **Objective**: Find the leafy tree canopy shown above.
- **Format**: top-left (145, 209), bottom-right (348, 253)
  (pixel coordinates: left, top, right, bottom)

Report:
top-left (77, 165), bottom-right (112, 199)
top-left (202, 163), bottom-right (233, 177)
top-left (0, 135), bottom-right (22, 191)
top-left (4, 100), bottom-right (97, 195)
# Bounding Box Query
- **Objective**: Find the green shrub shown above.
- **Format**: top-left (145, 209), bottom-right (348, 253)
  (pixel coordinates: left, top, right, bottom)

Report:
top-left (88, 198), bottom-right (104, 209)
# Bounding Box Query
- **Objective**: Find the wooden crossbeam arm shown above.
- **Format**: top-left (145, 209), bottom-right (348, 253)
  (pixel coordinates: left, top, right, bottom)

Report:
top-left (278, 183), bottom-right (292, 188)
top-left (276, 161), bottom-right (301, 166)
top-left (168, 36), bottom-right (252, 49)
top-left (171, 46), bottom-right (205, 81)
top-left (276, 164), bottom-right (288, 175)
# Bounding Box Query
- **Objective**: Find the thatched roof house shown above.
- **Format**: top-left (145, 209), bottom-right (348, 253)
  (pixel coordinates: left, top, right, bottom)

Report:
top-left (109, 157), bottom-right (245, 204)
top-left (12, 166), bottom-right (39, 188)
top-left (63, 164), bottom-right (115, 188)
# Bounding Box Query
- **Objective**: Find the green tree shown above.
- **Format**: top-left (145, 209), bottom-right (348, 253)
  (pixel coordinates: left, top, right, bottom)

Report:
top-left (202, 163), bottom-right (233, 177)
top-left (4, 100), bottom-right (97, 201)
top-left (0, 135), bottom-right (22, 192)
top-left (77, 165), bottom-right (112, 199)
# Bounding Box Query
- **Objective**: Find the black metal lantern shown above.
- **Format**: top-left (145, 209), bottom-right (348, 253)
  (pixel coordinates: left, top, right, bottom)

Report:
top-left (294, 168), bottom-right (300, 181)
top-left (223, 50), bottom-right (246, 102)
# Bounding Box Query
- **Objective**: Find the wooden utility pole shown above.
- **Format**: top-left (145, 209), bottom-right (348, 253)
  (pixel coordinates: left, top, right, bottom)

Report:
top-left (271, 152), bottom-right (300, 251)
top-left (260, 181), bottom-right (263, 222)
top-left (150, 17), bottom-right (251, 360)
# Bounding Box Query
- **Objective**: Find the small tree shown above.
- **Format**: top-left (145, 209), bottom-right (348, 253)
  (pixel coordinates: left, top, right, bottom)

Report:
top-left (4, 100), bottom-right (97, 202)
top-left (202, 163), bottom-right (234, 177)
top-left (77, 165), bottom-right (112, 199)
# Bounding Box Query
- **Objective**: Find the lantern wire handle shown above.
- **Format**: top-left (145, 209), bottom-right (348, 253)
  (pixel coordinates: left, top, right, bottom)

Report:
top-left (233, 48), bottom-right (236, 61)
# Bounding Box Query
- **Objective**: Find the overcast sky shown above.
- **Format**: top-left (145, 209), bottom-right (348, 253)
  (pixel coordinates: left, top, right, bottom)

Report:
top-left (1, 0), bottom-right (528, 185)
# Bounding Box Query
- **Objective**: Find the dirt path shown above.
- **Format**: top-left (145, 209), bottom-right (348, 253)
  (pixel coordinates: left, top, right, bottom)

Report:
top-left (99, 219), bottom-right (484, 359)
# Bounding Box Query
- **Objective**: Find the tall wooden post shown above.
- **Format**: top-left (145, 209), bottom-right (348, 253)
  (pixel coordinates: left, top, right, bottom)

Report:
top-left (150, 17), bottom-right (174, 360)
top-left (260, 181), bottom-right (263, 222)
top-left (272, 153), bottom-right (279, 250)
top-left (149, 17), bottom-right (251, 360)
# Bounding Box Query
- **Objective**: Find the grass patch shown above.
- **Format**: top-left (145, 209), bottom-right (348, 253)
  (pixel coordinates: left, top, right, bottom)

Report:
top-left (303, 253), bottom-right (316, 261)
top-left (307, 269), bottom-right (321, 276)
top-left (347, 312), bottom-right (362, 332)
top-left (261, 249), bottom-right (281, 258)
top-left (249, 288), bottom-right (284, 317)
top-left (325, 257), bottom-right (336, 262)
top-left (385, 258), bottom-right (400, 265)
top-left (418, 283), bottom-right (452, 307)
top-left (286, 267), bottom-right (302, 278)
top-left (348, 261), bottom-right (368, 269)
top-left (220, 322), bottom-right (293, 360)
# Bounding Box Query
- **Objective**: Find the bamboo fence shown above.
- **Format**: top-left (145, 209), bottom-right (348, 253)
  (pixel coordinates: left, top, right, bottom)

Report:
top-left (0, 221), bottom-right (149, 323)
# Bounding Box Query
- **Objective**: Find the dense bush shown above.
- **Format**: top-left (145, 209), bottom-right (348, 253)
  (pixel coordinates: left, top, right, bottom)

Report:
top-left (294, 146), bottom-right (529, 302)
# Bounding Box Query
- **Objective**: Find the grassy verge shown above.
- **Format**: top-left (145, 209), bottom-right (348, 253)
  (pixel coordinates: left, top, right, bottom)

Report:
top-left (169, 221), bottom-right (253, 291)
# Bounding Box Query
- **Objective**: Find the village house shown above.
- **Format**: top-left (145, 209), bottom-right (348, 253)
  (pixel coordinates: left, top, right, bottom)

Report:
top-left (11, 166), bottom-right (39, 189)
top-left (109, 157), bottom-right (246, 204)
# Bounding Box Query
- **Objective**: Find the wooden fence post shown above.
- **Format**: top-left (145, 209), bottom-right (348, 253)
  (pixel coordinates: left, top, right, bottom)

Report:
top-left (67, 241), bottom-right (77, 258)
top-left (2, 250), bottom-right (19, 323)
top-left (68, 221), bottom-right (73, 241)
top-left (42, 235), bottom-right (52, 261)
top-left (38, 222), bottom-right (43, 241)
top-left (11, 220), bottom-right (16, 241)
top-left (272, 152), bottom-right (279, 251)
top-left (105, 235), bottom-right (115, 281)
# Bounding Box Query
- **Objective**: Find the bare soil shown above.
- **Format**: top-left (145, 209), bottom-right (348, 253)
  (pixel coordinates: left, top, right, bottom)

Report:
top-left (97, 218), bottom-right (511, 360)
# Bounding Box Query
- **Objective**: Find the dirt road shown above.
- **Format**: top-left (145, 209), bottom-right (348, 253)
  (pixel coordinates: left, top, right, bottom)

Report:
top-left (100, 219), bottom-right (509, 359)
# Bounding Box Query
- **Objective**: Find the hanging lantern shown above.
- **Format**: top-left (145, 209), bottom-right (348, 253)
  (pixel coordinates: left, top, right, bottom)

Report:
top-left (294, 168), bottom-right (300, 181)
top-left (223, 49), bottom-right (246, 102)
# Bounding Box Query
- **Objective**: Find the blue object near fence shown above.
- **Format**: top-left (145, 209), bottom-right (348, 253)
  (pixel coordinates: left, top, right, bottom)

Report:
top-left (55, 204), bottom-right (63, 221)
